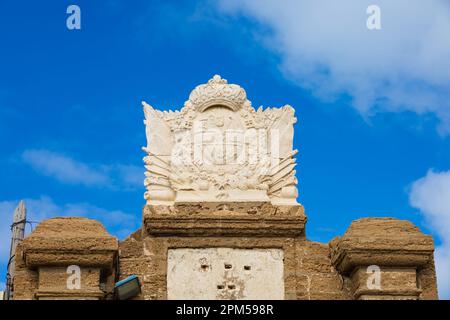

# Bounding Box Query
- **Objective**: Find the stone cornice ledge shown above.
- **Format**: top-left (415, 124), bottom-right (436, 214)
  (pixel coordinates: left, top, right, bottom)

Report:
top-left (330, 218), bottom-right (434, 275)
top-left (143, 203), bottom-right (306, 237)
top-left (331, 249), bottom-right (432, 275)
top-left (354, 288), bottom-right (422, 300)
top-left (35, 289), bottom-right (104, 300)
top-left (21, 217), bottom-right (118, 270)
top-left (24, 251), bottom-right (117, 269)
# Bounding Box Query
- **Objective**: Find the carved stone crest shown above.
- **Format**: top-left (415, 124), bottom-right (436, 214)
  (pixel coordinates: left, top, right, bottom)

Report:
top-left (142, 75), bottom-right (298, 205)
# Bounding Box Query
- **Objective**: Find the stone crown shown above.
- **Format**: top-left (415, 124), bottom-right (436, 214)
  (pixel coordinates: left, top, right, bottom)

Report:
top-left (187, 74), bottom-right (247, 112)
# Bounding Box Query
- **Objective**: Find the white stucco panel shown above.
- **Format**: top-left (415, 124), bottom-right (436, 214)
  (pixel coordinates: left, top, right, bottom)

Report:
top-left (167, 248), bottom-right (284, 300)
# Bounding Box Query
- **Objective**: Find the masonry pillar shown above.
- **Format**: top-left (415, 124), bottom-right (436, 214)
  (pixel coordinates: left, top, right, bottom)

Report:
top-left (13, 217), bottom-right (118, 300)
top-left (330, 218), bottom-right (438, 300)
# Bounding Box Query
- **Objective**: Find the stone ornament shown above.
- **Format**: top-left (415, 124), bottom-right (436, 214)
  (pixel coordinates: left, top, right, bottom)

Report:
top-left (143, 75), bottom-right (299, 205)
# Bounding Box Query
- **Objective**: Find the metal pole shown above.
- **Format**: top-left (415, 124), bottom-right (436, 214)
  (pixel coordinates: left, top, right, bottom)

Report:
top-left (5, 200), bottom-right (26, 300)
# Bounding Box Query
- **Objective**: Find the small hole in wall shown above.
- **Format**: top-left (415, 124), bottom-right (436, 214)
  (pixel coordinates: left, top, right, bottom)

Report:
top-left (217, 285), bottom-right (225, 290)
top-left (228, 285), bottom-right (236, 290)
top-left (224, 263), bottom-right (232, 269)
top-left (244, 265), bottom-right (251, 271)
top-left (201, 264), bottom-right (209, 270)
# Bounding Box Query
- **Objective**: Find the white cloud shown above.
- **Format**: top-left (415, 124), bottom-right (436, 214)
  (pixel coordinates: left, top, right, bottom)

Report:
top-left (114, 164), bottom-right (145, 189)
top-left (215, 0), bottom-right (450, 134)
top-left (22, 149), bottom-right (110, 187)
top-left (410, 170), bottom-right (450, 299)
top-left (0, 196), bottom-right (140, 273)
top-left (22, 149), bottom-right (144, 190)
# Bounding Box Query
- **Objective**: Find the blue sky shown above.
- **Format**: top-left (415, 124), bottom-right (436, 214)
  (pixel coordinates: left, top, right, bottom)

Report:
top-left (1, 0), bottom-right (450, 298)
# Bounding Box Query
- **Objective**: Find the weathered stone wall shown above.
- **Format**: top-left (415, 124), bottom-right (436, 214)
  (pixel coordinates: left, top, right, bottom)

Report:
top-left (124, 235), bottom-right (303, 300)
top-left (13, 244), bottom-right (38, 300)
top-left (13, 216), bottom-right (438, 300)
top-left (118, 236), bottom-right (352, 300)
top-left (118, 222), bottom-right (350, 300)
top-left (116, 215), bottom-right (438, 300)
